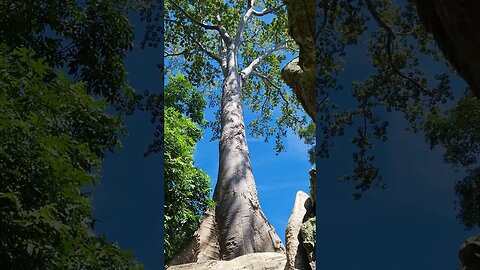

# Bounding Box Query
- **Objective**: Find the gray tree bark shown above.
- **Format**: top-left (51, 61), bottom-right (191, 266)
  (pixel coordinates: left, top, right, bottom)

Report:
top-left (167, 46), bottom-right (286, 266)
top-left (213, 56), bottom-right (285, 260)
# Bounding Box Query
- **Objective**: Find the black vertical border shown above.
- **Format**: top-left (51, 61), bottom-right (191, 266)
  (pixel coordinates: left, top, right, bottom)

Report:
top-left (315, 0), bottom-right (321, 267)
top-left (159, 0), bottom-right (166, 267)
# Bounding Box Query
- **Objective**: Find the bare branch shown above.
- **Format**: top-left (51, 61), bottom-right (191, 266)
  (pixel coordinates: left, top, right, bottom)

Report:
top-left (234, 7), bottom-right (254, 51)
top-left (170, 0), bottom-right (220, 31)
top-left (234, 1), bottom-right (284, 53)
top-left (187, 34), bottom-right (222, 63)
top-left (241, 41), bottom-right (288, 79)
top-left (251, 71), bottom-right (281, 89)
top-left (365, 0), bottom-right (432, 95)
top-left (169, 0), bottom-right (231, 42)
top-left (251, 71), bottom-right (290, 108)
top-left (165, 49), bottom-right (186, 57)
top-left (252, 4), bottom-right (285, 16)
top-left (165, 12), bottom-right (223, 63)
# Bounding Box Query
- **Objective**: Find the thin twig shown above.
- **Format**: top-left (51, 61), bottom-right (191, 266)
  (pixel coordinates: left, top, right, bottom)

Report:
top-left (365, 0), bottom-right (432, 96)
top-left (251, 71), bottom-right (290, 108)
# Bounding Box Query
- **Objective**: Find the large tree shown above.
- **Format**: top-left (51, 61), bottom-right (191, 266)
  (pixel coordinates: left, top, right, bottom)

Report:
top-left (140, 0), bottom-right (312, 263)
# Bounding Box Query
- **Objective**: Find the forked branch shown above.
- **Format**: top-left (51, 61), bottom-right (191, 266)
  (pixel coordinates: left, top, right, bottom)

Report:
top-left (251, 71), bottom-right (290, 107)
top-left (234, 1), bottom-right (285, 53)
top-left (170, 0), bottom-right (231, 41)
top-left (364, 0), bottom-right (432, 95)
top-left (241, 41), bottom-right (288, 79)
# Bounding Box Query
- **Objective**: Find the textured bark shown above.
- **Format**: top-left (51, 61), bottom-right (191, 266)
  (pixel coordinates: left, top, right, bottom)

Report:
top-left (414, 0), bottom-right (480, 98)
top-left (281, 0), bottom-right (315, 120)
top-left (166, 252), bottom-right (286, 270)
top-left (214, 67), bottom-right (284, 260)
top-left (167, 210), bottom-right (220, 266)
top-left (168, 52), bottom-right (285, 266)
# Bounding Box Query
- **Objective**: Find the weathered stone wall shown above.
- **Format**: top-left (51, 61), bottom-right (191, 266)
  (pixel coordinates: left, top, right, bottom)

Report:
top-left (415, 0), bottom-right (480, 98)
top-left (281, 0), bottom-right (316, 120)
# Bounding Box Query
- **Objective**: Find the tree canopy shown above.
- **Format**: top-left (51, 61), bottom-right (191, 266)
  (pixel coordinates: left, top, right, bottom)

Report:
top-left (312, 0), bottom-right (480, 227)
top-left (0, 0), bottom-right (139, 112)
top-left (0, 46), bottom-right (142, 269)
top-left (140, 0), bottom-right (313, 155)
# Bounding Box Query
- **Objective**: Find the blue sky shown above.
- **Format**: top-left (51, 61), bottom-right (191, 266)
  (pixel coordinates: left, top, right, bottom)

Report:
top-left (92, 12), bottom-right (163, 269)
top-left (194, 106), bottom-right (312, 246)
top-left (89, 3), bottom-right (480, 270)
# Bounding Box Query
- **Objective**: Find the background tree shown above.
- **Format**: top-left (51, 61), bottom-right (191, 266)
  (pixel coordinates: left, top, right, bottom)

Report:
top-left (0, 0), bottom-right (140, 112)
top-left (0, 46), bottom-right (142, 269)
top-left (311, 0), bottom-right (480, 227)
top-left (0, 0), bottom-right (154, 268)
top-left (163, 74), bottom-right (213, 261)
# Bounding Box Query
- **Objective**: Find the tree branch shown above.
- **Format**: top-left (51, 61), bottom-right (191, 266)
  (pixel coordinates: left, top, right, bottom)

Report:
top-left (165, 49), bottom-right (186, 57)
top-left (234, 7), bottom-right (255, 51)
top-left (234, 1), bottom-right (285, 53)
top-left (365, 0), bottom-right (432, 95)
top-left (188, 34), bottom-right (222, 63)
top-left (170, 0), bottom-right (220, 31)
top-left (252, 4), bottom-right (284, 16)
top-left (169, 0), bottom-right (231, 41)
top-left (241, 40), bottom-right (288, 79)
top-left (251, 71), bottom-right (290, 108)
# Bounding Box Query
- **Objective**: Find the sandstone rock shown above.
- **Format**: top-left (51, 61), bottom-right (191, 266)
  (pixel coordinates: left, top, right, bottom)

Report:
top-left (285, 191), bottom-right (310, 270)
top-left (166, 252), bottom-right (286, 270)
top-left (300, 217), bottom-right (316, 270)
top-left (459, 235), bottom-right (480, 270)
top-left (281, 0), bottom-right (315, 121)
top-left (414, 0), bottom-right (480, 98)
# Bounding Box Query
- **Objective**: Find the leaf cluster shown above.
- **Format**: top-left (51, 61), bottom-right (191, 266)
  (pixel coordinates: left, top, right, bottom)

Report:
top-left (163, 75), bottom-right (213, 261)
top-left (0, 0), bottom-right (138, 113)
top-left (424, 95), bottom-right (480, 228)
top-left (315, 0), bottom-right (460, 199)
top-left (0, 46), bottom-right (142, 269)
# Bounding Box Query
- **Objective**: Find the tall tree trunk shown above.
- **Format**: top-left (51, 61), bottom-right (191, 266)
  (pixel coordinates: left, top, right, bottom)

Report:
top-left (167, 53), bottom-right (284, 266)
top-left (213, 62), bottom-right (284, 260)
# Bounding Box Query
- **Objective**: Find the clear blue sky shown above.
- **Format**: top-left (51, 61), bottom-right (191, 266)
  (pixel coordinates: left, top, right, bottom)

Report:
top-left (89, 4), bottom-right (480, 270)
top-left (92, 12), bottom-right (163, 269)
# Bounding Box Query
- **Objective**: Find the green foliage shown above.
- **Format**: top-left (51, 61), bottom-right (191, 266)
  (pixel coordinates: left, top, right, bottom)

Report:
top-left (454, 168), bottom-right (480, 229)
top-left (312, 0), bottom-right (480, 229)
top-left (0, 46), bottom-right (142, 269)
top-left (313, 0), bottom-right (461, 199)
top-left (163, 75), bottom-right (213, 261)
top-left (139, 0), bottom-right (312, 156)
top-left (164, 74), bottom-right (206, 125)
top-left (0, 0), bottom-right (138, 113)
top-left (424, 95), bottom-right (480, 228)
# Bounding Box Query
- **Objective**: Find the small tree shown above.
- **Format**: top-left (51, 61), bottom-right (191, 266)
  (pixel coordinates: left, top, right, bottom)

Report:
top-left (163, 75), bottom-right (213, 260)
